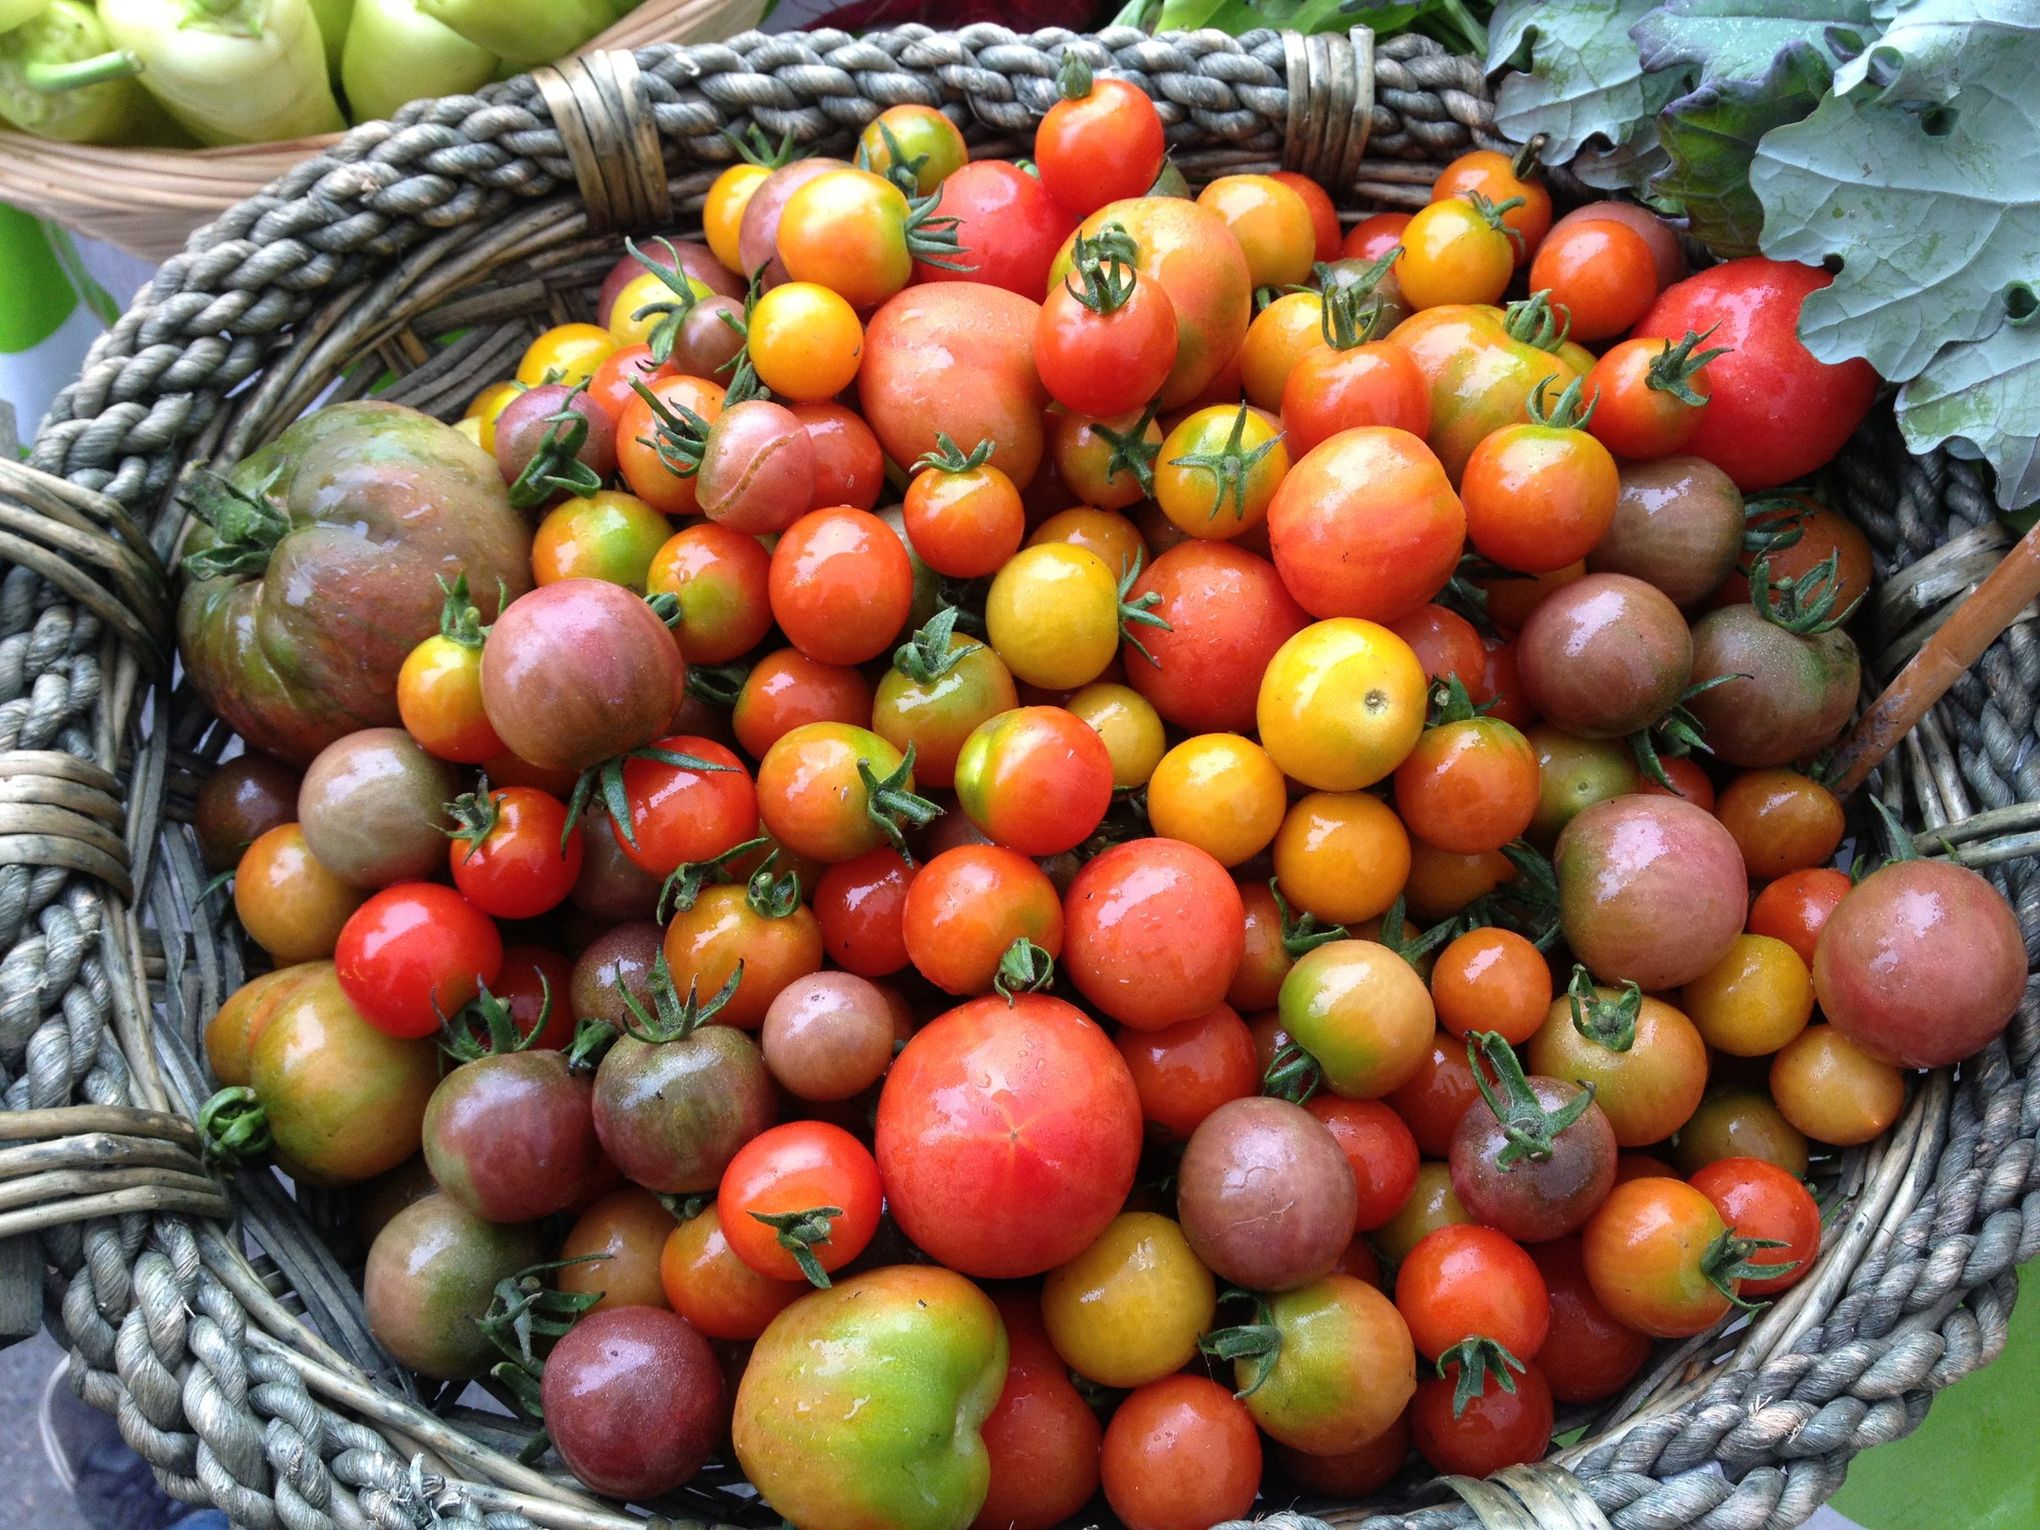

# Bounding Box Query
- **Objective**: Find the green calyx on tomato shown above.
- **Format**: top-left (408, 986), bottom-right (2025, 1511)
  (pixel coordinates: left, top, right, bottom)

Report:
top-left (1268, 877), bottom-right (1349, 959)
top-left (563, 739), bottom-right (737, 855)
top-left (1463, 190), bottom-right (1527, 259)
top-left (1199, 1291), bottom-right (1284, 1398)
top-left (914, 432), bottom-right (996, 476)
top-left (1565, 964), bottom-right (1642, 1053)
top-left (1063, 222), bottom-right (1141, 313)
top-left (1699, 1227), bottom-right (1800, 1313)
top-left (749, 1204), bottom-right (845, 1289)
top-left (177, 463), bottom-right (291, 582)
top-left (441, 978), bottom-right (549, 1064)
top-left (1425, 673), bottom-right (1495, 729)
top-left (443, 778), bottom-right (507, 862)
top-left (1055, 49), bottom-right (1093, 101)
top-left (1645, 326), bottom-right (1730, 407)
top-left (726, 120), bottom-right (803, 170)
top-left (1092, 406), bottom-right (1162, 498)
top-left (1467, 1028), bottom-right (1598, 1169)
top-left (744, 851), bottom-right (806, 920)
top-left (622, 236), bottom-right (709, 367)
top-left (506, 379), bottom-right (605, 510)
top-left (892, 606), bottom-right (974, 686)
top-left (474, 1256), bottom-right (607, 1419)
top-left (858, 740), bottom-right (944, 861)
top-left (1436, 1333), bottom-right (1527, 1419)
top-left (434, 572), bottom-right (489, 649)
top-left (615, 951), bottom-right (743, 1044)
top-left (1526, 372), bottom-right (1596, 432)
top-left (657, 834), bottom-right (770, 921)
top-left (1741, 494), bottom-right (1811, 557)
top-left (1503, 289), bottom-right (1570, 353)
top-left (993, 936), bottom-right (1056, 1005)
top-left (1316, 265), bottom-right (1394, 351)
top-left (1114, 549), bottom-right (1172, 668)
top-left (1164, 403), bottom-right (1283, 528)
top-left (1627, 675), bottom-right (1726, 794)
top-left (1262, 1036), bottom-right (1323, 1106)
top-left (1749, 549), bottom-right (1864, 636)
top-left (197, 1084), bottom-right (271, 1169)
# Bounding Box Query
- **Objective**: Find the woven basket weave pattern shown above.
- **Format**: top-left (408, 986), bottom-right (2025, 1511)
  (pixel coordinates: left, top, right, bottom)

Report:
top-left (1, 26), bottom-right (2036, 1530)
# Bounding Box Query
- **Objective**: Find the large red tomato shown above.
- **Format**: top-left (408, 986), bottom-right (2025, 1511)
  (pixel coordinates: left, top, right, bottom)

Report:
top-left (1632, 259), bottom-right (1878, 490)
top-left (860, 283), bottom-right (1050, 488)
top-left (875, 994), bottom-right (1143, 1279)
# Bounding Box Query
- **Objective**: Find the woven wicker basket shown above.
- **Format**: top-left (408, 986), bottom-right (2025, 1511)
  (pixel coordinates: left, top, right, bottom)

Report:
top-left (0, 0), bottom-right (766, 261)
top-left (2, 23), bottom-right (2037, 1530)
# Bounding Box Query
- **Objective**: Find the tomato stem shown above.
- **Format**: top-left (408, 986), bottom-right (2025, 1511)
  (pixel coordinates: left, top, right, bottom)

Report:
top-left (1268, 877), bottom-right (1348, 958)
top-left (434, 572), bottom-right (490, 648)
top-left (1063, 222), bottom-right (1141, 314)
top-left (685, 661), bottom-right (749, 710)
top-left (1261, 1039), bottom-right (1324, 1105)
top-left (993, 937), bottom-right (1056, 1004)
top-left (615, 954), bottom-right (744, 1044)
top-left (1115, 548), bottom-right (1173, 668)
top-left (178, 463), bottom-right (292, 582)
top-left (1565, 965), bottom-right (1640, 1053)
top-left (197, 1086), bottom-right (270, 1169)
top-left (1527, 373), bottom-right (1596, 432)
top-left (659, 834), bottom-right (770, 920)
top-left (1643, 325), bottom-right (1731, 407)
top-left (508, 377), bottom-right (606, 508)
top-left (745, 850), bottom-right (805, 920)
top-left (1749, 549), bottom-right (1863, 635)
top-left (904, 189), bottom-right (973, 272)
top-left (627, 375), bottom-right (711, 479)
top-left (1424, 674), bottom-right (1491, 728)
top-left (750, 1205), bottom-right (843, 1288)
top-left (858, 741), bottom-right (943, 863)
top-left (442, 976), bottom-right (550, 1062)
top-left (479, 1256), bottom-right (611, 1418)
top-left (891, 606), bottom-right (973, 686)
top-left (1316, 271), bottom-right (1391, 352)
top-left (1626, 682), bottom-right (1727, 792)
top-left (721, 122), bottom-right (804, 169)
top-left (1199, 1293), bottom-right (1282, 1397)
top-left (913, 432), bottom-right (995, 476)
top-left (1055, 51), bottom-right (1093, 101)
top-left (1503, 289), bottom-right (1571, 353)
top-left (1701, 1227), bottom-right (1799, 1313)
top-left (1092, 407), bottom-right (1161, 498)
top-left (1438, 1335), bottom-right (1526, 1419)
top-left (1463, 189), bottom-right (1527, 258)
top-left (1466, 1029), bottom-right (1598, 1168)
top-left (567, 744), bottom-right (739, 855)
top-left (444, 777), bottom-right (504, 862)
top-left (623, 237), bottom-right (712, 368)
top-left (1164, 403), bottom-right (1282, 528)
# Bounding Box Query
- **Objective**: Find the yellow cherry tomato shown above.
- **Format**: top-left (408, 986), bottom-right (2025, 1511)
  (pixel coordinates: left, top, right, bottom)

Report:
top-left (985, 542), bottom-right (1129, 691)
top-left (1147, 734), bottom-right (1286, 867)
top-left (532, 491), bottom-right (674, 591)
top-left (855, 103), bottom-right (968, 196)
top-left (1066, 683), bottom-right (1166, 789)
top-left (607, 268), bottom-right (712, 348)
top-left (1195, 173), bottom-right (1316, 289)
top-left (1769, 1025), bottom-right (1906, 1147)
top-left (463, 379), bottom-right (522, 455)
top-left (704, 162), bottom-right (771, 273)
top-left (1272, 790), bottom-right (1411, 925)
top-left (1240, 290), bottom-right (1325, 411)
top-left (1394, 195), bottom-right (1518, 309)
top-left (515, 323), bottom-right (619, 389)
top-left (1682, 934), bottom-right (1815, 1058)
top-left (1027, 506), bottom-right (1148, 581)
top-left (749, 282), bottom-right (864, 401)
top-left (1257, 618), bottom-right (1428, 791)
top-left (1041, 1212), bottom-right (1217, 1389)
top-left (1154, 403), bottom-right (1290, 541)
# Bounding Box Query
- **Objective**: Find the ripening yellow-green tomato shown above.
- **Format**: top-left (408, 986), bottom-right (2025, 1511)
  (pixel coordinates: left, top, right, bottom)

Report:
top-left (1065, 683), bottom-right (1166, 789)
top-left (1041, 1212), bottom-right (1216, 1389)
top-left (1154, 403), bottom-right (1290, 541)
top-left (985, 542), bottom-right (1127, 690)
top-left (1147, 733), bottom-right (1286, 866)
top-left (606, 269), bottom-right (713, 348)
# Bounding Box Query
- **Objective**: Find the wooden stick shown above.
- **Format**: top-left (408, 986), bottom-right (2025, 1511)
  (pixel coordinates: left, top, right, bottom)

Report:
top-left (1827, 518), bottom-right (2040, 799)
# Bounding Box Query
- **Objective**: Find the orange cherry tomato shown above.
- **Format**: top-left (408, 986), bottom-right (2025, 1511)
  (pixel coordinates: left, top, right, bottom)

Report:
top-left (1714, 768), bottom-right (1845, 880)
top-left (1431, 927), bottom-right (1552, 1045)
top-left (1528, 218), bottom-right (1661, 342)
top-left (1747, 866), bottom-right (1852, 969)
top-left (1431, 149), bottom-right (1552, 263)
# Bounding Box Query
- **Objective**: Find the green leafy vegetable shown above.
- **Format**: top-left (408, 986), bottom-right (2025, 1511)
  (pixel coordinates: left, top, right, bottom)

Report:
top-left (1631, 0), bottom-right (1874, 86)
top-left (1487, 0), bottom-right (1677, 183)
top-left (1111, 0), bottom-right (1490, 56)
top-left (1752, 3), bottom-right (2040, 507)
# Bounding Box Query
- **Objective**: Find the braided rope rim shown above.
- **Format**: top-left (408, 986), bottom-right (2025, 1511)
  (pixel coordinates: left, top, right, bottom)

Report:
top-left (0, 25), bottom-right (2032, 1530)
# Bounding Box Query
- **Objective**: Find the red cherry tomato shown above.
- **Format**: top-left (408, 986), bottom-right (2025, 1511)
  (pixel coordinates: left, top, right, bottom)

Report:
top-left (1062, 838), bottom-right (1245, 1031)
top-left (917, 160), bottom-right (1075, 296)
top-left (1396, 1224), bottom-right (1550, 1366)
top-left (335, 883), bottom-right (503, 1038)
top-left (717, 1121), bottom-right (883, 1285)
top-left (1115, 1003), bottom-right (1260, 1141)
top-left (1307, 1096), bottom-right (1421, 1231)
top-left (1035, 74), bottom-right (1165, 220)
top-left (1343, 211), bottom-right (1411, 263)
top-left (769, 508), bottom-right (915, 667)
top-left (616, 735), bottom-right (757, 877)
top-left (812, 848), bottom-right (914, 977)
top-left (446, 784), bottom-right (584, 921)
top-left (1688, 1157), bottom-right (1820, 1297)
top-left (1411, 1359), bottom-right (1554, 1477)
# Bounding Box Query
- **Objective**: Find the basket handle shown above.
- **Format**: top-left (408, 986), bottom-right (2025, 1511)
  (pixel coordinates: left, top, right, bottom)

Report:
top-left (1284, 29), bottom-right (1376, 191)
top-left (531, 50), bottom-right (672, 233)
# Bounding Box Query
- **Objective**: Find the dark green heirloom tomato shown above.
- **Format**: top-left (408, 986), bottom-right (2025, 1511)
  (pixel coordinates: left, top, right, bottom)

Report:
top-left (177, 401), bottom-right (532, 763)
top-left (734, 1265), bottom-right (1008, 1530)
top-left (362, 1191), bottom-right (543, 1381)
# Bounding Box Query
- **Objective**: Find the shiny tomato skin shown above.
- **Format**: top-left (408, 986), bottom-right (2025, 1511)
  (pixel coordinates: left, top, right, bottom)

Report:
top-left (447, 786), bottom-right (583, 921)
top-left (1632, 259), bottom-right (1878, 490)
top-left (1411, 1360), bottom-right (1554, 1477)
top-left (769, 507), bottom-right (915, 667)
top-left (1307, 1096), bottom-right (1421, 1230)
top-left (1124, 542), bottom-right (1309, 735)
top-left (1267, 427), bottom-right (1465, 622)
top-left (1582, 1177), bottom-right (1736, 1338)
top-left (973, 1294), bottom-right (1103, 1530)
top-left (540, 1306), bottom-right (726, 1501)
top-left (1748, 866), bottom-right (1852, 970)
top-left (918, 160), bottom-right (1075, 298)
top-left (732, 648), bottom-right (872, 763)
top-left (334, 884), bottom-right (503, 1039)
top-left (615, 735), bottom-right (756, 877)
top-left (1689, 1156), bottom-right (1820, 1298)
top-left (660, 1205), bottom-right (803, 1341)
top-left (1281, 339), bottom-right (1432, 455)
top-left (812, 847), bottom-right (914, 977)
top-left (1115, 1003), bottom-right (1260, 1141)
top-left (953, 706), bottom-right (1114, 858)
top-left (1036, 78), bottom-right (1165, 219)
top-left (876, 993), bottom-right (1143, 1279)
top-left (717, 1120), bottom-right (883, 1283)
top-left (1100, 1375), bottom-right (1261, 1530)
top-left (645, 524), bottom-right (773, 667)
top-left (1396, 1223), bottom-right (1550, 1365)
top-left (1530, 1237), bottom-right (1652, 1403)
top-left (903, 844), bottom-right (1064, 997)
top-left (1062, 839), bottom-right (1245, 1031)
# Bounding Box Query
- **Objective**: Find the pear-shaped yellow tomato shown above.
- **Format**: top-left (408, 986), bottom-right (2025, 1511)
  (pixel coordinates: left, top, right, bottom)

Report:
top-left (735, 1265), bottom-right (1008, 1530)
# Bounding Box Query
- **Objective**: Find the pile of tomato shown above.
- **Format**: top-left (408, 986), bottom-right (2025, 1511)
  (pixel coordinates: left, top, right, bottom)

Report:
top-left (184, 59), bottom-right (2033, 1530)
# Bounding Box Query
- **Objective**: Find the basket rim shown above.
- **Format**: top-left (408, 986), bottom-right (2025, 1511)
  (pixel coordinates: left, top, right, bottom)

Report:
top-left (1, 25), bottom-right (2036, 1530)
